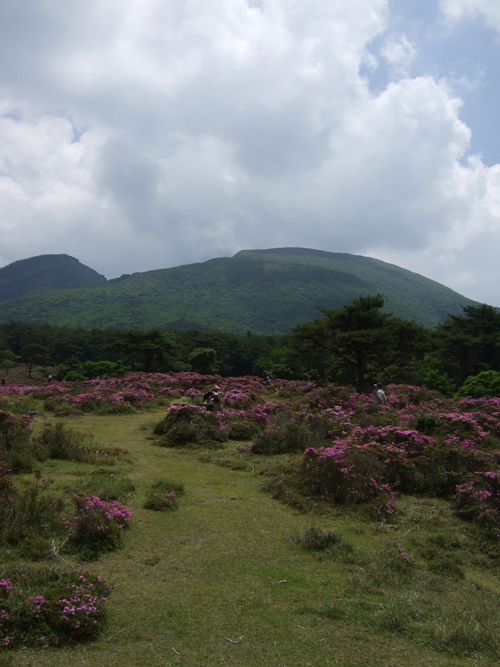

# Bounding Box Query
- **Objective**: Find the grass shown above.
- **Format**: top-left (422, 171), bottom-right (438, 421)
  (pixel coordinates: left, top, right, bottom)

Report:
top-left (4, 411), bottom-right (500, 666)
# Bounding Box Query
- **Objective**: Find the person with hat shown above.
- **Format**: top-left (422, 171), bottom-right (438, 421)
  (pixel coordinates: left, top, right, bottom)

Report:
top-left (212, 385), bottom-right (223, 414)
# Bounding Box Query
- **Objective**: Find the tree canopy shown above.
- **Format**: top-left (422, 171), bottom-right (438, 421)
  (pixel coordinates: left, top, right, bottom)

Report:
top-left (291, 294), bottom-right (429, 389)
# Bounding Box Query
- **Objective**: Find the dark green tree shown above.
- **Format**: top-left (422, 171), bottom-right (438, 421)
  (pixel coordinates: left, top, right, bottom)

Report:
top-left (292, 294), bottom-right (429, 388)
top-left (23, 343), bottom-right (51, 379)
top-left (435, 304), bottom-right (500, 385)
top-left (112, 330), bottom-right (178, 372)
top-left (188, 348), bottom-right (217, 374)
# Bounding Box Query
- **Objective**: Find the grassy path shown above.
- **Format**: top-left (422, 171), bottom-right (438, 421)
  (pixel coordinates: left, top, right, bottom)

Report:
top-left (8, 413), bottom-right (497, 667)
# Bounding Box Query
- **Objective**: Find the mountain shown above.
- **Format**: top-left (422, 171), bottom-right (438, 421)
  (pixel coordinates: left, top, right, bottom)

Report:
top-left (0, 254), bottom-right (106, 304)
top-left (0, 248), bottom-right (478, 334)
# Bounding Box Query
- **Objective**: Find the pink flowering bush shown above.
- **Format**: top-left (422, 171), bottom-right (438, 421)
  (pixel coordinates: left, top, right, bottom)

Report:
top-left (0, 565), bottom-right (113, 648)
top-left (454, 471), bottom-right (500, 539)
top-left (153, 403), bottom-right (228, 447)
top-left (66, 495), bottom-right (132, 560)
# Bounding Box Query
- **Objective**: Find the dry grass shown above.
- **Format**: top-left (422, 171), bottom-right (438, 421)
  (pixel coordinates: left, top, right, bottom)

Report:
top-left (4, 411), bottom-right (500, 667)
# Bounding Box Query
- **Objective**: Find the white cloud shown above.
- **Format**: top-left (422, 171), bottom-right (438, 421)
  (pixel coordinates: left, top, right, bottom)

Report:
top-left (0, 0), bottom-right (500, 306)
top-left (440, 0), bottom-right (500, 32)
top-left (380, 35), bottom-right (417, 76)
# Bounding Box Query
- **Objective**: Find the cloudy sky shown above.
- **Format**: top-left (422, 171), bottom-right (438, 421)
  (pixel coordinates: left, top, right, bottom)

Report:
top-left (1, 0), bottom-right (500, 305)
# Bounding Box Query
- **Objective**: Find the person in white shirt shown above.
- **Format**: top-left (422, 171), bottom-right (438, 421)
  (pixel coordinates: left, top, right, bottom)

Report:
top-left (375, 382), bottom-right (387, 406)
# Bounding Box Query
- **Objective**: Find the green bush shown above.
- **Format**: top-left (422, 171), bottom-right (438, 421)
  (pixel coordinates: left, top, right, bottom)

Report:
top-left (1, 471), bottom-right (64, 553)
top-left (251, 420), bottom-right (312, 455)
top-left (144, 479), bottom-right (184, 511)
top-left (456, 370), bottom-right (500, 398)
top-left (0, 410), bottom-right (37, 473)
top-left (292, 526), bottom-right (339, 551)
top-left (36, 422), bottom-right (127, 465)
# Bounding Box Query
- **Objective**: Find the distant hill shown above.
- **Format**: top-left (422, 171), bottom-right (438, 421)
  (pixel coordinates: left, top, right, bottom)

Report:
top-left (0, 248), bottom-right (478, 333)
top-left (0, 254), bottom-right (107, 303)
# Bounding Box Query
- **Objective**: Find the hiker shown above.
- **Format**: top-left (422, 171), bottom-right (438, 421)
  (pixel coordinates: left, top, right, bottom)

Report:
top-left (203, 390), bottom-right (214, 412)
top-left (212, 385), bottom-right (223, 414)
top-left (374, 382), bottom-right (387, 407)
top-left (47, 374), bottom-right (52, 383)
top-left (263, 371), bottom-right (271, 386)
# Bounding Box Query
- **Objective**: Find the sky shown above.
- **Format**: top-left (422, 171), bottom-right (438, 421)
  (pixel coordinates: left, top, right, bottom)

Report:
top-left (1, 0), bottom-right (500, 306)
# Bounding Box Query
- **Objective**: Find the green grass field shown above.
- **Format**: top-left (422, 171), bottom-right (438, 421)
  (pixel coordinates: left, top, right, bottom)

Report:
top-left (4, 410), bottom-right (500, 667)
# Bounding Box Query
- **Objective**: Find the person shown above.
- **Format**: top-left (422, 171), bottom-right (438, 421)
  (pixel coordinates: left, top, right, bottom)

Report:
top-left (263, 371), bottom-right (271, 386)
top-left (47, 374), bottom-right (52, 383)
top-left (374, 382), bottom-right (387, 407)
top-left (212, 385), bottom-right (223, 414)
top-left (203, 390), bottom-right (214, 412)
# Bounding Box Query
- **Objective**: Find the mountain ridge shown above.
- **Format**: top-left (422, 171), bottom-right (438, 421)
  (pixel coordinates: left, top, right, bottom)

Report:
top-left (0, 248), bottom-right (478, 333)
top-left (0, 254), bottom-right (107, 304)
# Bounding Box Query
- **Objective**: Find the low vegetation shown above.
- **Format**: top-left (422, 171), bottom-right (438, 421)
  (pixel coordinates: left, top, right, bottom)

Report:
top-left (1, 371), bottom-right (500, 665)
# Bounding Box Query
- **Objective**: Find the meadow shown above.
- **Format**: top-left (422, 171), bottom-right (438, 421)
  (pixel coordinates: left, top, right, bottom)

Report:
top-left (1, 372), bottom-right (500, 666)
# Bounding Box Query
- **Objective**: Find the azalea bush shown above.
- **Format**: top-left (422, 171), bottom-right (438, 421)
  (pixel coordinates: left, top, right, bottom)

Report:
top-left (3, 372), bottom-right (500, 538)
top-left (0, 564), bottom-right (113, 648)
top-left (153, 403), bottom-right (227, 447)
top-left (65, 495), bottom-right (132, 560)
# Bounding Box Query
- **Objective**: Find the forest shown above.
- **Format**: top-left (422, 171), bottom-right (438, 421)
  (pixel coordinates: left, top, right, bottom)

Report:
top-left (1, 294), bottom-right (500, 398)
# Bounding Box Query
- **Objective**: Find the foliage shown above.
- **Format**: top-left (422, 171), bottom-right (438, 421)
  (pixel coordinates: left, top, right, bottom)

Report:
top-left (456, 370), bottom-right (500, 398)
top-left (188, 347), bottom-right (217, 374)
top-left (435, 304), bottom-right (500, 385)
top-left (0, 409), bottom-right (38, 473)
top-left (35, 422), bottom-right (127, 465)
top-left (291, 526), bottom-right (339, 551)
top-left (153, 403), bottom-right (227, 447)
top-left (143, 479), bottom-right (184, 511)
top-left (291, 294), bottom-right (429, 387)
top-left (0, 564), bottom-right (113, 648)
top-left (3, 372), bottom-right (500, 662)
top-left (65, 495), bottom-right (132, 560)
top-left (72, 470), bottom-right (135, 502)
top-left (0, 249), bottom-right (477, 334)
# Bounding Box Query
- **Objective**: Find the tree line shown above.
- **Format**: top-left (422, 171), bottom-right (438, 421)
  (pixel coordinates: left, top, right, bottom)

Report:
top-left (1, 294), bottom-right (500, 397)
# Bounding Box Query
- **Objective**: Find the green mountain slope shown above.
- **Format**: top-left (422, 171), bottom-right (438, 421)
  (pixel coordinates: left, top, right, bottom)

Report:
top-left (0, 248), bottom-right (477, 333)
top-left (0, 254), bottom-right (107, 303)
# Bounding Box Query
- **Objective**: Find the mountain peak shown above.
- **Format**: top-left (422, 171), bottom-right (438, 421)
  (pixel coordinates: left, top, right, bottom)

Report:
top-left (0, 254), bottom-right (107, 304)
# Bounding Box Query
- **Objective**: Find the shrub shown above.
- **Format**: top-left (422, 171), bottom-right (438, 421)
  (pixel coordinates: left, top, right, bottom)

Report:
top-left (0, 469), bottom-right (65, 557)
top-left (454, 472), bottom-right (500, 540)
top-left (0, 564), bottom-right (113, 647)
top-left (251, 420), bottom-right (312, 455)
top-left (292, 526), bottom-right (339, 551)
top-left (153, 403), bottom-right (227, 447)
top-left (144, 479), bottom-right (184, 511)
top-left (36, 422), bottom-right (127, 465)
top-left (456, 371), bottom-right (500, 399)
top-left (65, 495), bottom-right (132, 560)
top-left (0, 410), bottom-right (38, 473)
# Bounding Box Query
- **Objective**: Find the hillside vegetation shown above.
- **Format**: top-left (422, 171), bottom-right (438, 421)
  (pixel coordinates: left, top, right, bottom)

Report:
top-left (0, 248), bottom-right (477, 333)
top-left (2, 374), bottom-right (500, 665)
top-left (0, 254), bottom-right (106, 303)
